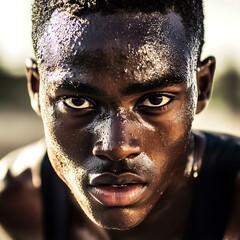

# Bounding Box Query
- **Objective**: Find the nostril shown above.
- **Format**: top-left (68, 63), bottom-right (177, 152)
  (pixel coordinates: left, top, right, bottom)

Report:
top-left (92, 140), bottom-right (141, 162)
top-left (96, 153), bottom-right (139, 162)
top-left (96, 155), bottom-right (111, 161)
top-left (128, 153), bottom-right (139, 159)
top-left (92, 144), bottom-right (102, 156)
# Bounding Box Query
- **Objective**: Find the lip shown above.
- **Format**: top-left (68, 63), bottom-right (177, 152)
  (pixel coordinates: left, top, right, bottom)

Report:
top-left (88, 172), bottom-right (147, 207)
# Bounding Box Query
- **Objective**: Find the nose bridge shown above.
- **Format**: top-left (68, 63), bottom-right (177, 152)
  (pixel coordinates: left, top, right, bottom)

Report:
top-left (93, 111), bottom-right (140, 161)
top-left (111, 112), bottom-right (128, 145)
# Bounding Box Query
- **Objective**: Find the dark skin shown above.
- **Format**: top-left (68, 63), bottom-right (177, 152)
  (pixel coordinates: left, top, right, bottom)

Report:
top-left (1, 8), bottom-right (240, 240)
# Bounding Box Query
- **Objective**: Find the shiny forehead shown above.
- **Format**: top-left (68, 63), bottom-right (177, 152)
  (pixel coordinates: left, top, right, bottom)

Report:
top-left (32, 0), bottom-right (204, 66)
top-left (37, 10), bottom-right (193, 84)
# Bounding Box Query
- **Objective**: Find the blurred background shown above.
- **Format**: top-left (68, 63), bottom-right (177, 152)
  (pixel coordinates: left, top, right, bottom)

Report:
top-left (0, 0), bottom-right (240, 159)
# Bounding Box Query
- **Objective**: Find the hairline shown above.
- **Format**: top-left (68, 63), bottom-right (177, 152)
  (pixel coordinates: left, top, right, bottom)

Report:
top-left (32, 1), bottom-right (204, 66)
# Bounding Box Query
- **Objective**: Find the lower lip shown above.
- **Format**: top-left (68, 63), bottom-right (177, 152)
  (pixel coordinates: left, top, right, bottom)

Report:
top-left (89, 184), bottom-right (146, 207)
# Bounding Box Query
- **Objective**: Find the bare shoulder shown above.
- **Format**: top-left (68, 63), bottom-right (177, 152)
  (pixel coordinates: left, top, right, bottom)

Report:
top-left (0, 139), bottom-right (46, 240)
top-left (0, 139), bottom-right (46, 192)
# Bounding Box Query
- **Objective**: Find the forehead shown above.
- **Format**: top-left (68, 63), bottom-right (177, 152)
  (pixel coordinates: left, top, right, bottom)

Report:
top-left (38, 10), bottom-right (192, 83)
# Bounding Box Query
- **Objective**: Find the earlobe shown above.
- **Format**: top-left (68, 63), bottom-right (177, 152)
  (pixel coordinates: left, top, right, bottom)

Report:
top-left (25, 58), bottom-right (41, 116)
top-left (196, 56), bottom-right (216, 114)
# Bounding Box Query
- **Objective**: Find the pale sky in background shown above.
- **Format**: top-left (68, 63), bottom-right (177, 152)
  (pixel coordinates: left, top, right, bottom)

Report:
top-left (0, 0), bottom-right (239, 75)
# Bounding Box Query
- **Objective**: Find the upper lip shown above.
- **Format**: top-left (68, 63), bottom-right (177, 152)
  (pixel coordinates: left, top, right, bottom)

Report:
top-left (89, 172), bottom-right (146, 186)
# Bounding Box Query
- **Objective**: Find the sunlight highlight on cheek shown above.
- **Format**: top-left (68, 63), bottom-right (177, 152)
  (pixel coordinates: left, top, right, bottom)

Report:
top-left (51, 147), bottom-right (97, 226)
top-left (65, 164), bottom-right (97, 225)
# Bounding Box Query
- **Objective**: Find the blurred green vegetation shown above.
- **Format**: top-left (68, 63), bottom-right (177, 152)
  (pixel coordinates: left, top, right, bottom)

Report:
top-left (0, 68), bottom-right (43, 159)
top-left (0, 67), bottom-right (31, 109)
top-left (213, 68), bottom-right (240, 113)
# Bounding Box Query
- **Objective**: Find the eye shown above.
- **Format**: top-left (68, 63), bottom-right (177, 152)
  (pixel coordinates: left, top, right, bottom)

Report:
top-left (63, 97), bottom-right (94, 109)
top-left (139, 94), bottom-right (173, 108)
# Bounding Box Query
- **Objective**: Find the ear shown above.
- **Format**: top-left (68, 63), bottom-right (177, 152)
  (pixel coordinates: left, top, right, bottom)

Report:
top-left (25, 58), bottom-right (41, 116)
top-left (196, 56), bottom-right (216, 114)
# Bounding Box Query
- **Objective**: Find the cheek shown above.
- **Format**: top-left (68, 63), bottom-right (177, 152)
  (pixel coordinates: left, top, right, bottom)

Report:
top-left (166, 91), bottom-right (196, 139)
top-left (43, 108), bottom-right (94, 164)
top-left (38, 87), bottom-right (88, 181)
top-left (55, 128), bottom-right (94, 165)
top-left (140, 96), bottom-right (194, 181)
top-left (144, 105), bottom-right (193, 151)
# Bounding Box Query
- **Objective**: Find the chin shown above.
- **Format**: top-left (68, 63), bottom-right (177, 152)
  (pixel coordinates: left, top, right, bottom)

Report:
top-left (88, 206), bottom-right (148, 231)
top-left (95, 219), bottom-right (140, 231)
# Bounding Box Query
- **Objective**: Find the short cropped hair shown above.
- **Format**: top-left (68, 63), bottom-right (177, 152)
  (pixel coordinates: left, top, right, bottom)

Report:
top-left (32, 0), bottom-right (204, 61)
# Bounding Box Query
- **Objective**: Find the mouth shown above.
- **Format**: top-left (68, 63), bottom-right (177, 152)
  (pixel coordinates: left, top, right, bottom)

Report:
top-left (88, 172), bottom-right (147, 207)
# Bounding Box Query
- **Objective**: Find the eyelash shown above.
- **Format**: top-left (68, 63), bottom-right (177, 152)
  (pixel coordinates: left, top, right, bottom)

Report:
top-left (60, 96), bottom-right (96, 110)
top-left (136, 93), bottom-right (175, 112)
top-left (59, 93), bottom-right (175, 113)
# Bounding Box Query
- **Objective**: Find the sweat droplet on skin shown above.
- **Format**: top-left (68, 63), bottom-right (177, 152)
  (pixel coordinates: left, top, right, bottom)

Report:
top-left (37, 9), bottom-right (89, 70)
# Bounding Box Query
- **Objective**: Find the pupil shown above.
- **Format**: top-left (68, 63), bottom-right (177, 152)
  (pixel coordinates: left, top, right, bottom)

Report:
top-left (149, 96), bottom-right (163, 105)
top-left (72, 98), bottom-right (85, 106)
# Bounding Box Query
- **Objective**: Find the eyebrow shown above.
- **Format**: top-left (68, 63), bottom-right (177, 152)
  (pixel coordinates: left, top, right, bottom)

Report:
top-left (54, 80), bottom-right (105, 96)
top-left (51, 74), bottom-right (184, 96)
top-left (123, 75), bottom-right (185, 95)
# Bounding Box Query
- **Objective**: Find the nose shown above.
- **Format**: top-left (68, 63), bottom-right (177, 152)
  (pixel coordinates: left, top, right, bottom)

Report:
top-left (92, 113), bottom-right (141, 161)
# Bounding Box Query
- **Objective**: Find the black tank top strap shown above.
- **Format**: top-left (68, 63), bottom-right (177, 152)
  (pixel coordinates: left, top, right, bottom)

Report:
top-left (40, 153), bottom-right (70, 240)
top-left (184, 132), bottom-right (240, 240)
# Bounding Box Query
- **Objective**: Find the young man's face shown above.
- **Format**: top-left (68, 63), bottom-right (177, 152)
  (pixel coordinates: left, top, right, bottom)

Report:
top-left (37, 10), bottom-right (198, 229)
